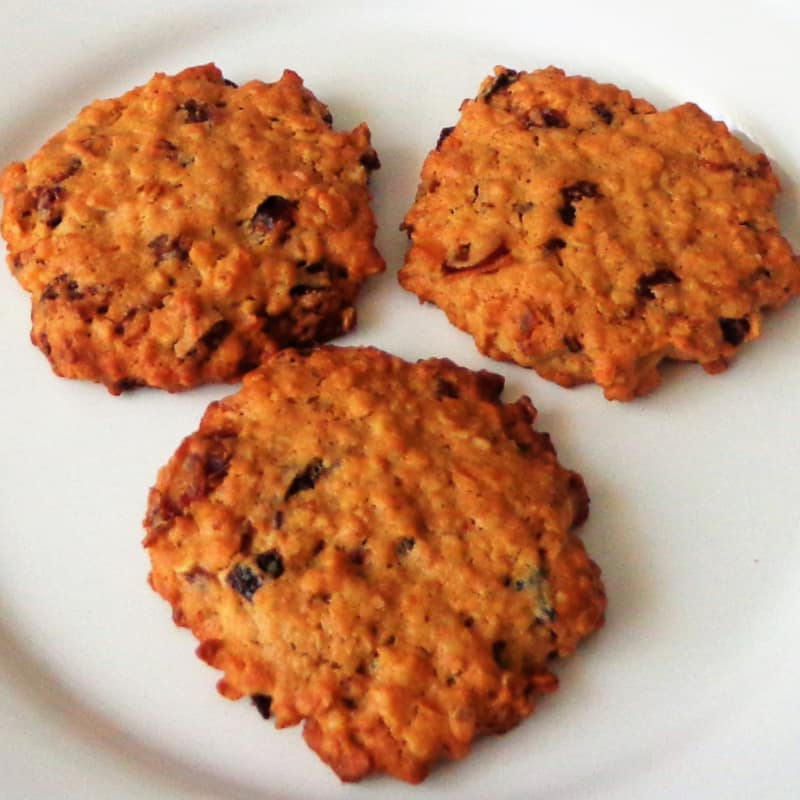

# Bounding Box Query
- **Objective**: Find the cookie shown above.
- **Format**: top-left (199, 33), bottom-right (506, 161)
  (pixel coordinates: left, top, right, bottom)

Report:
top-left (399, 66), bottom-right (800, 401)
top-left (143, 345), bottom-right (605, 783)
top-left (0, 64), bottom-right (384, 393)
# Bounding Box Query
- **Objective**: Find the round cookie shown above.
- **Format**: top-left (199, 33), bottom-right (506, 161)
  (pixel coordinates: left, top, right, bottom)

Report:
top-left (399, 66), bottom-right (800, 401)
top-left (0, 64), bottom-right (384, 393)
top-left (143, 345), bottom-right (605, 783)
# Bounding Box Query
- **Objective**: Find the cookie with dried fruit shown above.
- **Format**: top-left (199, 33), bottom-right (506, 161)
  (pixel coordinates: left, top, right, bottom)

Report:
top-left (0, 64), bottom-right (383, 392)
top-left (144, 345), bottom-right (605, 783)
top-left (400, 66), bottom-right (800, 400)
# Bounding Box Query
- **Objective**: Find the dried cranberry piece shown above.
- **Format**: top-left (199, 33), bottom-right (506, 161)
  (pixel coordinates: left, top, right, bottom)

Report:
top-left (41, 274), bottom-right (82, 301)
top-left (558, 181), bottom-right (601, 226)
top-left (226, 563), bottom-right (262, 601)
top-left (35, 185), bottom-right (65, 227)
top-left (204, 453), bottom-right (229, 481)
top-left (252, 694), bottom-right (272, 719)
top-left (482, 68), bottom-right (519, 101)
top-left (53, 158), bottom-right (82, 181)
top-left (720, 317), bottom-right (750, 346)
top-left (541, 108), bottom-right (567, 128)
top-left (558, 205), bottom-right (577, 226)
top-left (148, 234), bottom-right (190, 262)
top-left (285, 459), bottom-right (326, 499)
top-left (636, 268), bottom-right (681, 300)
top-left (359, 150), bottom-right (381, 171)
top-left (289, 285), bottom-right (320, 297)
top-left (198, 319), bottom-right (233, 353)
top-left (442, 244), bottom-right (510, 275)
top-left (179, 99), bottom-right (210, 123)
top-left (256, 549), bottom-right (285, 579)
top-left (143, 492), bottom-right (183, 544)
top-left (155, 139), bottom-right (179, 159)
top-left (36, 185), bottom-right (64, 211)
top-left (201, 433), bottom-right (236, 491)
top-left (563, 335), bottom-right (583, 353)
top-left (301, 260), bottom-right (348, 280)
top-left (492, 640), bottom-right (511, 669)
top-left (435, 378), bottom-right (460, 399)
top-left (251, 195), bottom-right (297, 233)
top-left (592, 103), bottom-right (614, 124)
top-left (396, 538), bottom-right (416, 555)
top-left (41, 281), bottom-right (58, 301)
top-left (561, 181), bottom-right (601, 203)
top-left (148, 234), bottom-right (169, 252)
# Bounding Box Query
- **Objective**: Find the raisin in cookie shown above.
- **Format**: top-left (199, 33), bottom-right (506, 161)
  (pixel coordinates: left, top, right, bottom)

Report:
top-left (144, 345), bottom-right (605, 783)
top-left (0, 64), bottom-right (383, 393)
top-left (399, 66), bottom-right (800, 401)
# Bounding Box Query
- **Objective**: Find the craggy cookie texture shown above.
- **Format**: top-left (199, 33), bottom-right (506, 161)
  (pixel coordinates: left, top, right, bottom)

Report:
top-left (400, 66), bottom-right (800, 400)
top-left (0, 65), bottom-right (383, 392)
top-left (144, 346), bottom-right (605, 783)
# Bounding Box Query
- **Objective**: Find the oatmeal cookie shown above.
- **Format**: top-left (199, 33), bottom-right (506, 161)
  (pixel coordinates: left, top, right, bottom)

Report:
top-left (0, 64), bottom-right (383, 392)
top-left (399, 66), bottom-right (800, 400)
top-left (143, 345), bottom-right (605, 783)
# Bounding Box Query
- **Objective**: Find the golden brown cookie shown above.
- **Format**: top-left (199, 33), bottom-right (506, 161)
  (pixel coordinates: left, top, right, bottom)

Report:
top-left (0, 65), bottom-right (384, 393)
top-left (143, 345), bottom-right (605, 783)
top-left (399, 66), bottom-right (800, 401)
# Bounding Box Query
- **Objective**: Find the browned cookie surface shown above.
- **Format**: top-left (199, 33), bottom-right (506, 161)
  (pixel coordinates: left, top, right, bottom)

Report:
top-left (400, 66), bottom-right (800, 400)
top-left (143, 345), bottom-right (605, 783)
top-left (1, 64), bottom-right (383, 392)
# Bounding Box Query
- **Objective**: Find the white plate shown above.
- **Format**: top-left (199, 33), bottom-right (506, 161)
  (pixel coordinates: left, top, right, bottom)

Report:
top-left (1, 1), bottom-right (799, 797)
